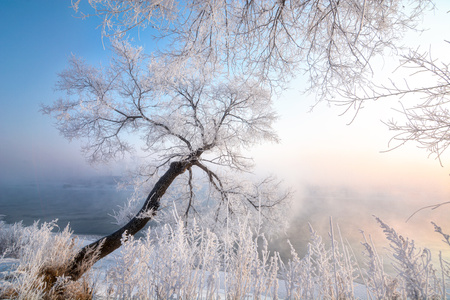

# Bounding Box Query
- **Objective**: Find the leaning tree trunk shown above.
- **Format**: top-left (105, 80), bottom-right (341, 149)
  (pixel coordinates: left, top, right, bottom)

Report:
top-left (61, 160), bottom-right (192, 282)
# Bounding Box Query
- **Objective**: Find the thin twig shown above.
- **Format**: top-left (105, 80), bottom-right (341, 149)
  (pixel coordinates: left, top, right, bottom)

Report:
top-left (405, 201), bottom-right (450, 222)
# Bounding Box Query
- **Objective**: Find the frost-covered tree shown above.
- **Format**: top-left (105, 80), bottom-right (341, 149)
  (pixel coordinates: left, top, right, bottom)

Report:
top-left (73, 0), bottom-right (431, 98)
top-left (336, 45), bottom-right (450, 164)
top-left (42, 0), bottom-right (431, 281)
top-left (42, 40), bottom-right (289, 280)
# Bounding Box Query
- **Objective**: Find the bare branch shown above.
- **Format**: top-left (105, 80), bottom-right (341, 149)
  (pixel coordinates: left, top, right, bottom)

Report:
top-left (77, 0), bottom-right (432, 98)
top-left (406, 201), bottom-right (450, 222)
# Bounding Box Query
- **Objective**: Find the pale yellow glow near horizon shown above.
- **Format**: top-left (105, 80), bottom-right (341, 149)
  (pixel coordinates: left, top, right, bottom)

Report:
top-left (253, 87), bottom-right (450, 195)
top-left (252, 0), bottom-right (450, 199)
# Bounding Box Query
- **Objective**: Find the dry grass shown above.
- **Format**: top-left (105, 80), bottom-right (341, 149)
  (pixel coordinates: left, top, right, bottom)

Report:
top-left (0, 220), bottom-right (96, 299)
top-left (1, 215), bottom-right (450, 299)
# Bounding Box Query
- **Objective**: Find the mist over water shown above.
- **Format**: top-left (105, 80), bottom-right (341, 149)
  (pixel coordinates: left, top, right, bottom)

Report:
top-left (0, 177), bottom-right (132, 236)
top-left (269, 184), bottom-right (450, 272)
top-left (1, 178), bottom-right (449, 274)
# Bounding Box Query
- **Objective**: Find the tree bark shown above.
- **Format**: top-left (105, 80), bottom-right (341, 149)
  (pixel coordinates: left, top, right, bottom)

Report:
top-left (63, 160), bottom-right (192, 281)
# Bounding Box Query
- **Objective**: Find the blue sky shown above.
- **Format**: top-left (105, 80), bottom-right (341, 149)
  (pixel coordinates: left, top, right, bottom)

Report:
top-left (0, 0), bottom-right (109, 182)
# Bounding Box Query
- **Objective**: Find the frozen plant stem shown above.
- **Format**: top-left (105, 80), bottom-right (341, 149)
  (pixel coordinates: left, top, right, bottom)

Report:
top-left (330, 217), bottom-right (339, 298)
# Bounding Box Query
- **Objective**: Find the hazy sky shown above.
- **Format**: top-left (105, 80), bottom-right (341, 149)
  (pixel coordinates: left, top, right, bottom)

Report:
top-left (1, 0), bottom-right (450, 252)
top-left (0, 0), bottom-right (108, 182)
